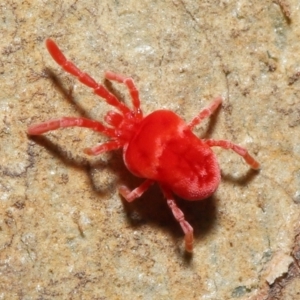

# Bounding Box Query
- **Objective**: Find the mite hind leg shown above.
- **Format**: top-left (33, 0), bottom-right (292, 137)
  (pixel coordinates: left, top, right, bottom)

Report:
top-left (188, 97), bottom-right (222, 130)
top-left (205, 139), bottom-right (260, 169)
top-left (119, 179), bottom-right (154, 202)
top-left (160, 185), bottom-right (194, 252)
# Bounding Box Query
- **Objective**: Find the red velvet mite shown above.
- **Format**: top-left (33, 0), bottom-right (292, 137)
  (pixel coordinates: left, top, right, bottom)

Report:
top-left (28, 39), bottom-right (260, 252)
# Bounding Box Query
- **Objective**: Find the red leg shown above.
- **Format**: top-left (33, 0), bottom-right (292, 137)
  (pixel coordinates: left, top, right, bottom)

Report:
top-left (84, 140), bottom-right (123, 155)
top-left (119, 179), bottom-right (154, 202)
top-left (104, 111), bottom-right (123, 127)
top-left (105, 71), bottom-right (143, 119)
top-left (27, 117), bottom-right (116, 137)
top-left (46, 39), bottom-right (130, 115)
top-left (188, 97), bottom-right (222, 130)
top-left (160, 185), bottom-right (194, 252)
top-left (205, 139), bottom-right (260, 169)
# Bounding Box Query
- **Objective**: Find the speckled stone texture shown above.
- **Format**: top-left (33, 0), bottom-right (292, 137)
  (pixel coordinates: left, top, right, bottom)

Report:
top-left (0, 1), bottom-right (300, 299)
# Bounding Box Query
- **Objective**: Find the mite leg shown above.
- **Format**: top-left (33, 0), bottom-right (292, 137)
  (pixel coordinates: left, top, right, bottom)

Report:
top-left (205, 139), bottom-right (260, 169)
top-left (119, 179), bottom-right (154, 202)
top-left (84, 140), bottom-right (123, 155)
top-left (160, 185), bottom-right (194, 252)
top-left (188, 97), bottom-right (222, 130)
top-left (46, 39), bottom-right (130, 115)
top-left (105, 71), bottom-right (142, 118)
top-left (27, 117), bottom-right (116, 137)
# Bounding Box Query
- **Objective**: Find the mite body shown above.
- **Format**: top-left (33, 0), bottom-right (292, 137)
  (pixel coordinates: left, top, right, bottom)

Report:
top-left (28, 39), bottom-right (260, 252)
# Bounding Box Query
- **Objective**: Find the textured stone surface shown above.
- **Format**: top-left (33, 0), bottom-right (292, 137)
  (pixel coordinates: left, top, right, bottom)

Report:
top-left (0, 1), bottom-right (300, 299)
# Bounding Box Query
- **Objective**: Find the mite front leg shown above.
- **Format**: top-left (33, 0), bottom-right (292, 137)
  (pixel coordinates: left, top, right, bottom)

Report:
top-left (27, 117), bottom-right (116, 137)
top-left (105, 71), bottom-right (142, 118)
top-left (160, 185), bottom-right (194, 252)
top-left (84, 140), bottom-right (123, 155)
top-left (119, 179), bottom-right (154, 202)
top-left (45, 39), bottom-right (130, 115)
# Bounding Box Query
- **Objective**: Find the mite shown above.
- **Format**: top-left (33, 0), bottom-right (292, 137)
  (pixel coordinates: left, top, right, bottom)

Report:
top-left (28, 39), bottom-right (260, 252)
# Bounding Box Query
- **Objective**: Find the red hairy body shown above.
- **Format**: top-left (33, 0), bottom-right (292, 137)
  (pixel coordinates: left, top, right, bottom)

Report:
top-left (28, 39), bottom-right (260, 252)
top-left (124, 110), bottom-right (220, 200)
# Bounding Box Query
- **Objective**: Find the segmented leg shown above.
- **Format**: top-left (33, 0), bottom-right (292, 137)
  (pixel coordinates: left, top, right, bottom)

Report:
top-left (84, 140), bottom-right (123, 155)
top-left (104, 111), bottom-right (123, 127)
top-left (188, 97), bottom-right (222, 130)
top-left (160, 185), bottom-right (194, 252)
top-left (105, 71), bottom-right (142, 119)
top-left (27, 117), bottom-right (116, 137)
top-left (119, 179), bottom-right (154, 202)
top-left (205, 139), bottom-right (260, 169)
top-left (46, 39), bottom-right (131, 115)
